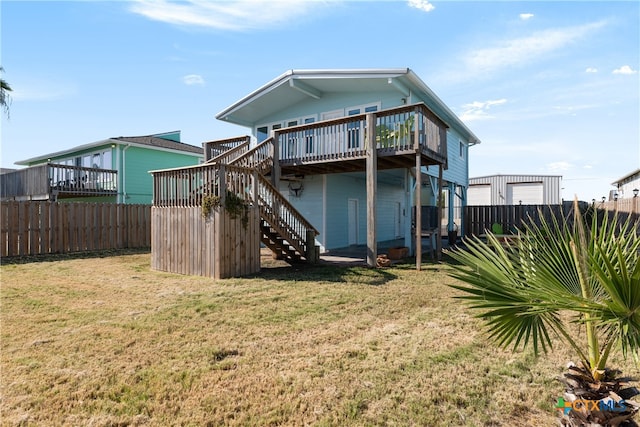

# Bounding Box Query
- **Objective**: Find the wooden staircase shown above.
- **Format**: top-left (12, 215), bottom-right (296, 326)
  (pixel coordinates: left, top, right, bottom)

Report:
top-left (211, 136), bottom-right (318, 264)
top-left (260, 223), bottom-right (302, 262)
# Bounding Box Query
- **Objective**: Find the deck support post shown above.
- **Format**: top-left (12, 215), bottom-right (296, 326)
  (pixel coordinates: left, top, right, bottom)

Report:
top-left (271, 130), bottom-right (280, 188)
top-left (305, 229), bottom-right (318, 264)
top-left (415, 154), bottom-right (422, 271)
top-left (366, 113), bottom-right (377, 267)
top-left (437, 165), bottom-right (443, 261)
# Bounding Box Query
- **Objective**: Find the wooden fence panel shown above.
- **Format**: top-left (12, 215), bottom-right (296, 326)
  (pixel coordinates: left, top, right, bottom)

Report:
top-left (151, 205), bottom-right (260, 279)
top-left (464, 203), bottom-right (639, 238)
top-left (0, 201), bottom-right (151, 257)
top-left (464, 204), bottom-right (565, 237)
top-left (600, 198), bottom-right (640, 214)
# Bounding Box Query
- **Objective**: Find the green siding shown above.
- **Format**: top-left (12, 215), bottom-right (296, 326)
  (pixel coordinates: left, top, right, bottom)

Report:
top-left (120, 146), bottom-right (201, 204)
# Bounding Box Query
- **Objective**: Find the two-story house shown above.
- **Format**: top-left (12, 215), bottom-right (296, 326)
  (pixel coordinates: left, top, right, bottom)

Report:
top-left (151, 68), bottom-right (481, 278)
top-left (2, 131), bottom-right (203, 204)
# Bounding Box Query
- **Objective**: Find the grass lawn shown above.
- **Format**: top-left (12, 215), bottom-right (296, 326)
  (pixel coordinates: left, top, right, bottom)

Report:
top-left (1, 251), bottom-right (637, 426)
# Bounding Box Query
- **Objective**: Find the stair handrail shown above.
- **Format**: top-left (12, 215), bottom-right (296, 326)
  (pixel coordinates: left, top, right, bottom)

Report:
top-left (257, 173), bottom-right (318, 257)
top-left (206, 140), bottom-right (250, 164)
top-left (227, 137), bottom-right (274, 175)
top-left (204, 135), bottom-right (251, 162)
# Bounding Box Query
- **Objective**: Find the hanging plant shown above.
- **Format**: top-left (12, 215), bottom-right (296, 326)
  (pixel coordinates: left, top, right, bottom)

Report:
top-left (201, 191), bottom-right (249, 228)
top-left (201, 194), bottom-right (221, 218)
top-left (222, 191), bottom-right (250, 229)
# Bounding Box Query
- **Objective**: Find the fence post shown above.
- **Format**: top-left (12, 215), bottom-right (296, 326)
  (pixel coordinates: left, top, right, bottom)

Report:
top-left (270, 131), bottom-right (280, 188)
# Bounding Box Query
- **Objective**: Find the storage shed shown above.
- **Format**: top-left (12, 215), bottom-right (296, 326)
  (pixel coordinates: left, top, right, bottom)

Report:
top-left (467, 174), bottom-right (562, 206)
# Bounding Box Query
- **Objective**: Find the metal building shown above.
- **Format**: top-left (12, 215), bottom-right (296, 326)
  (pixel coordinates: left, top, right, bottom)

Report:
top-left (467, 174), bottom-right (562, 206)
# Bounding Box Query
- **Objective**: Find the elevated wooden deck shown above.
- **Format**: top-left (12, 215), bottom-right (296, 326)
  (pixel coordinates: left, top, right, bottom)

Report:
top-left (1, 163), bottom-right (118, 201)
top-left (274, 103), bottom-right (447, 176)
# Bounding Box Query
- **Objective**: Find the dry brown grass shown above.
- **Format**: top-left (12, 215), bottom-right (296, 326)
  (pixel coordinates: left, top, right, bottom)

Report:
top-left (1, 251), bottom-right (637, 426)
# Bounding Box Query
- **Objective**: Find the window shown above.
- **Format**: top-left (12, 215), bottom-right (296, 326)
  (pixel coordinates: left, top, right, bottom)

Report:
top-left (257, 126), bottom-right (269, 142)
top-left (102, 150), bottom-right (112, 169)
top-left (82, 155), bottom-right (92, 168)
top-left (459, 141), bottom-right (465, 158)
top-left (345, 103), bottom-right (379, 149)
top-left (255, 122), bottom-right (283, 143)
top-left (304, 117), bottom-right (315, 154)
top-left (347, 109), bottom-right (361, 149)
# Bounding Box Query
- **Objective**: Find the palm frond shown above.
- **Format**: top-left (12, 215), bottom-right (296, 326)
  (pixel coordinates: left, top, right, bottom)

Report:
top-left (447, 202), bottom-right (640, 370)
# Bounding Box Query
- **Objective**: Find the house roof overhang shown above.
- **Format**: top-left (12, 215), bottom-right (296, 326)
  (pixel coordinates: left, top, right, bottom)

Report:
top-left (611, 168), bottom-right (640, 186)
top-left (15, 133), bottom-right (202, 166)
top-left (216, 68), bottom-right (481, 145)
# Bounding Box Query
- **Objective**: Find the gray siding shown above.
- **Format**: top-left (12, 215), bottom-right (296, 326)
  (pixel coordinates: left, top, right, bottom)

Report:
top-left (468, 175), bottom-right (562, 205)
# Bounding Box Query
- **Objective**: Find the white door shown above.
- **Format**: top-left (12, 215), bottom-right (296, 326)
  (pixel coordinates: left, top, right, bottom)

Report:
top-left (348, 199), bottom-right (358, 246)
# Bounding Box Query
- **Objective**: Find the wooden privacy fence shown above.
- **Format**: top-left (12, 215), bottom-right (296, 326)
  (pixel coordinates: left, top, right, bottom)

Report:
top-left (151, 165), bottom-right (262, 279)
top-left (1, 201), bottom-right (151, 257)
top-left (464, 204), bottom-right (566, 237)
top-left (600, 198), bottom-right (640, 214)
top-left (464, 203), bottom-right (640, 238)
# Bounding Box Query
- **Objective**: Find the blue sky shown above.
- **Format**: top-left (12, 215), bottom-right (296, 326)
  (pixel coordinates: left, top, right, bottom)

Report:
top-left (1, 0), bottom-right (638, 202)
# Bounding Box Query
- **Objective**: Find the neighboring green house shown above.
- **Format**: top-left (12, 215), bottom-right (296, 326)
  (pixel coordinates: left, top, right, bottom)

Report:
top-left (2, 131), bottom-right (203, 204)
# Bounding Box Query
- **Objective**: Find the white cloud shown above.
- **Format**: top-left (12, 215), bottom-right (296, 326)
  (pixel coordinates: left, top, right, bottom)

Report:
top-left (183, 74), bottom-right (205, 85)
top-left (459, 98), bottom-right (507, 121)
top-left (612, 65), bottom-right (637, 75)
top-left (129, 0), bottom-right (334, 31)
top-left (519, 13), bottom-right (534, 20)
top-left (408, 0), bottom-right (435, 13)
top-left (464, 21), bottom-right (606, 74)
top-left (10, 80), bottom-right (77, 102)
top-left (552, 103), bottom-right (598, 116)
top-left (547, 161), bottom-right (573, 172)
top-left (585, 67), bottom-right (598, 73)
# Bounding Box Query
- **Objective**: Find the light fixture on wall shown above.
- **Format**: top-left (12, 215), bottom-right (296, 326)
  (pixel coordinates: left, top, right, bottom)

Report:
top-left (634, 188), bottom-right (639, 198)
top-left (288, 180), bottom-right (304, 198)
top-left (614, 193), bottom-right (619, 201)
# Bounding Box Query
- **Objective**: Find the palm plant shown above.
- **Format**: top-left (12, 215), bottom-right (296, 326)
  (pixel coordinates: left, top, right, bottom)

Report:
top-left (1, 66), bottom-right (12, 118)
top-left (447, 201), bottom-right (640, 426)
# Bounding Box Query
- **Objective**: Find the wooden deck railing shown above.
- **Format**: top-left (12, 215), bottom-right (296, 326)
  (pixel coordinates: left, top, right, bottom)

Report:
top-left (206, 140), bottom-right (250, 164)
top-left (1, 163), bottom-right (117, 200)
top-left (227, 137), bottom-right (275, 175)
top-left (152, 163), bottom-right (221, 207)
top-left (204, 135), bottom-right (251, 162)
top-left (152, 162), bottom-right (317, 257)
top-left (274, 103), bottom-right (448, 167)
